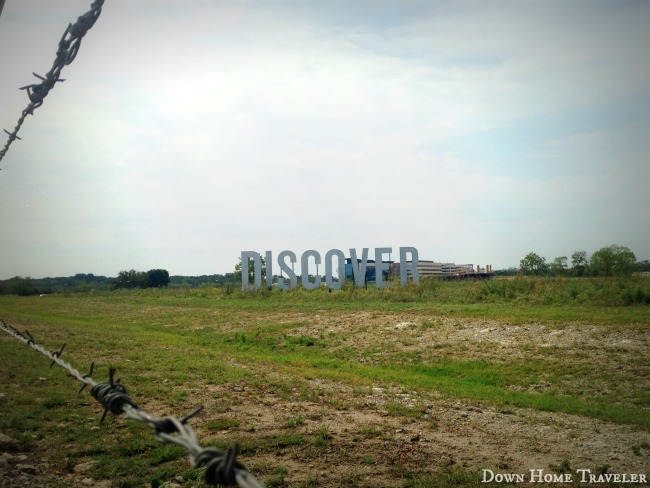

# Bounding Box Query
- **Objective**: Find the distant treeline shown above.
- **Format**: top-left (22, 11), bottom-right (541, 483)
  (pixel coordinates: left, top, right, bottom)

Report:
top-left (0, 271), bottom-right (240, 296)
top-left (515, 245), bottom-right (649, 277)
top-left (1, 243), bottom-right (648, 296)
top-left (0, 274), bottom-right (113, 296)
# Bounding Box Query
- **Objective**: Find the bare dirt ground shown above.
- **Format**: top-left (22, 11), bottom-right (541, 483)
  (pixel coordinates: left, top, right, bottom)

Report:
top-left (2, 312), bottom-right (649, 487)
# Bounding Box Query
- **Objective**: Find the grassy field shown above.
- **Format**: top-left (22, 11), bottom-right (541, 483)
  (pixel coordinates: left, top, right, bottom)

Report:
top-left (0, 277), bottom-right (649, 487)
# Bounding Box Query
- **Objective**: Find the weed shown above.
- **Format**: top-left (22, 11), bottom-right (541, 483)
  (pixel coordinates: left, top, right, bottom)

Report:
top-left (419, 319), bottom-right (442, 330)
top-left (285, 415), bottom-right (305, 429)
top-left (360, 456), bottom-right (375, 466)
top-left (203, 418), bottom-right (240, 431)
top-left (357, 426), bottom-right (384, 439)
top-left (385, 402), bottom-right (427, 421)
top-left (266, 466), bottom-right (289, 488)
top-left (274, 434), bottom-right (306, 449)
top-left (312, 425), bottom-right (333, 447)
top-left (170, 390), bottom-right (187, 404)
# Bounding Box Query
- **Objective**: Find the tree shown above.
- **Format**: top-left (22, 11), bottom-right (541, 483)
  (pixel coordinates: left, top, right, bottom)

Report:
top-left (113, 269), bottom-right (170, 289)
top-left (636, 260), bottom-right (650, 272)
top-left (590, 245), bottom-right (636, 276)
top-left (135, 271), bottom-right (150, 288)
top-left (113, 270), bottom-right (136, 289)
top-left (549, 256), bottom-right (568, 276)
top-left (147, 269), bottom-right (170, 287)
top-left (6, 276), bottom-right (38, 296)
top-left (234, 255), bottom-right (266, 284)
top-left (571, 250), bottom-right (589, 277)
top-left (491, 267), bottom-right (519, 276)
top-left (519, 252), bottom-right (547, 275)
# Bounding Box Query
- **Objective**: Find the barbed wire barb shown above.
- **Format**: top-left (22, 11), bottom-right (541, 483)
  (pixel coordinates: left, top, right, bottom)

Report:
top-left (0, 319), bottom-right (265, 487)
top-left (49, 342), bottom-right (66, 367)
top-left (0, 0), bottom-right (105, 166)
top-left (78, 361), bottom-right (95, 394)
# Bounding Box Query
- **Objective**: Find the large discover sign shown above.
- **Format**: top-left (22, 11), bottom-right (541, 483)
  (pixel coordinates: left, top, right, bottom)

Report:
top-left (241, 247), bottom-right (419, 291)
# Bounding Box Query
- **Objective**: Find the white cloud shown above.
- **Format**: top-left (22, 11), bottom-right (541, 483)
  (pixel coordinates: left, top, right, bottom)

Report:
top-left (1, 0), bottom-right (648, 277)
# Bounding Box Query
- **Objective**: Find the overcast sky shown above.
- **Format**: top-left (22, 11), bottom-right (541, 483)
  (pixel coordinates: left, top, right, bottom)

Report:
top-left (1, 0), bottom-right (648, 279)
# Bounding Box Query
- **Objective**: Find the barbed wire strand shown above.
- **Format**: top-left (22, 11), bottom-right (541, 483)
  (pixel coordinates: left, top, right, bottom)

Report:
top-left (0, 319), bottom-right (265, 488)
top-left (0, 0), bottom-right (105, 167)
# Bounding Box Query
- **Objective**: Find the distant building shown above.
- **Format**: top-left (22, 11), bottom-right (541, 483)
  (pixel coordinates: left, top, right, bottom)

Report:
top-left (393, 261), bottom-right (492, 280)
top-left (346, 257), bottom-right (492, 283)
top-left (344, 258), bottom-right (394, 283)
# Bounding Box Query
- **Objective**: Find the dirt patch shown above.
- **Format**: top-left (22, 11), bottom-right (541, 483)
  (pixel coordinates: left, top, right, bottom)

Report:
top-left (191, 370), bottom-right (650, 486)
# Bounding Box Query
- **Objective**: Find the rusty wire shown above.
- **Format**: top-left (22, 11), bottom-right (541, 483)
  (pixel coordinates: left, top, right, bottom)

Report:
top-left (0, 0), bottom-right (105, 166)
top-left (0, 319), bottom-right (265, 488)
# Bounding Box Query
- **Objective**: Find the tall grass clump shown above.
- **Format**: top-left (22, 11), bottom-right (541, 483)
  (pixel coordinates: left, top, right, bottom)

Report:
top-left (462, 276), bottom-right (650, 307)
top-left (218, 275), bottom-right (650, 309)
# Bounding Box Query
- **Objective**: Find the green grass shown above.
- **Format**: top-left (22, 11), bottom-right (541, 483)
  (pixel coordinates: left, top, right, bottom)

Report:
top-left (225, 346), bottom-right (647, 428)
top-left (285, 415), bottom-right (305, 429)
top-left (0, 276), bottom-right (648, 486)
top-left (3, 275), bottom-right (649, 324)
top-left (1, 281), bottom-right (648, 427)
top-left (204, 418), bottom-right (241, 431)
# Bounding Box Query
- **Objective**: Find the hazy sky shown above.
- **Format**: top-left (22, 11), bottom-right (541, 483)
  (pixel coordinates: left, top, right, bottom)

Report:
top-left (1, 1), bottom-right (648, 279)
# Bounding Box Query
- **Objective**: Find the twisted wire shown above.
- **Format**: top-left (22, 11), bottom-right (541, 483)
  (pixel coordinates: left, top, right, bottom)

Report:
top-left (0, 319), bottom-right (265, 488)
top-left (0, 0), bottom-right (105, 166)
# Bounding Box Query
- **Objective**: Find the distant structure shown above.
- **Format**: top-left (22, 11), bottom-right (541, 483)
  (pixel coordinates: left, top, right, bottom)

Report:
top-left (345, 258), bottom-right (492, 283)
top-left (395, 261), bottom-right (492, 280)
top-left (344, 258), bottom-right (394, 283)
